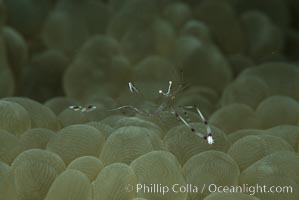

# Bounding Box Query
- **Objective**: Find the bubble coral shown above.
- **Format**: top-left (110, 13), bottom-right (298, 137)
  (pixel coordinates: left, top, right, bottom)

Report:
top-left (130, 151), bottom-right (187, 200)
top-left (3, 0), bottom-right (52, 37)
top-left (0, 130), bottom-right (23, 164)
top-left (256, 96), bottom-right (299, 129)
top-left (230, 0), bottom-right (290, 28)
top-left (162, 2), bottom-right (191, 30)
top-left (2, 26), bottom-right (28, 91)
top-left (0, 100), bottom-right (31, 136)
top-left (93, 163), bottom-right (137, 200)
top-left (0, 160), bottom-right (9, 178)
top-left (100, 126), bottom-right (164, 165)
top-left (42, 0), bottom-right (110, 55)
top-left (63, 35), bottom-right (131, 99)
top-left (4, 97), bottom-right (60, 130)
top-left (183, 150), bottom-right (240, 200)
top-left (21, 50), bottom-right (69, 101)
top-left (113, 117), bottom-right (162, 137)
top-left (58, 107), bottom-right (89, 127)
top-left (19, 128), bottom-right (56, 150)
top-left (67, 156), bottom-right (104, 181)
top-left (267, 125), bottom-right (299, 151)
top-left (227, 135), bottom-right (293, 171)
top-left (11, 149), bottom-right (66, 200)
top-left (44, 96), bottom-right (79, 115)
top-left (178, 41), bottom-right (233, 93)
top-left (228, 129), bottom-right (266, 144)
top-left (194, 0), bottom-right (245, 55)
top-left (44, 169), bottom-right (92, 200)
top-left (86, 121), bottom-right (115, 139)
top-left (47, 124), bottom-right (105, 165)
top-left (210, 103), bottom-right (259, 134)
top-left (240, 151), bottom-right (299, 199)
top-left (131, 55), bottom-right (179, 100)
top-left (239, 63), bottom-right (299, 99)
top-left (120, 18), bottom-right (176, 64)
top-left (240, 11), bottom-right (284, 62)
top-left (107, 0), bottom-right (159, 40)
top-left (180, 21), bottom-right (212, 45)
top-left (0, 34), bottom-right (15, 97)
top-left (0, 167), bottom-right (18, 200)
top-left (42, 10), bottom-right (88, 56)
top-left (220, 75), bottom-right (270, 109)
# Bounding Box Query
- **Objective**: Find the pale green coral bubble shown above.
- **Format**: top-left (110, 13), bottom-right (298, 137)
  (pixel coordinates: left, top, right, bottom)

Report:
top-left (58, 107), bottom-right (89, 127)
top-left (67, 156), bottom-right (104, 181)
top-left (0, 100), bottom-right (31, 136)
top-left (162, 2), bottom-right (191, 29)
top-left (12, 149), bottom-right (66, 200)
top-left (47, 124), bottom-right (105, 165)
top-left (42, 11), bottom-right (88, 56)
top-left (228, 129), bottom-right (266, 144)
top-left (22, 50), bottom-right (69, 101)
top-left (256, 96), bottom-right (299, 128)
top-left (120, 18), bottom-right (175, 63)
top-left (44, 96), bottom-right (79, 115)
top-left (93, 163), bottom-right (137, 200)
top-left (0, 160), bottom-right (9, 178)
top-left (220, 76), bottom-right (270, 109)
top-left (267, 125), bottom-right (299, 151)
top-left (86, 121), bottom-right (115, 139)
top-left (194, 0), bottom-right (245, 55)
top-left (240, 151), bottom-right (299, 186)
top-left (178, 42), bottom-right (233, 93)
top-left (228, 135), bottom-right (293, 171)
top-left (240, 151), bottom-right (299, 200)
top-left (2, 26), bottom-right (28, 87)
top-left (0, 130), bottom-right (23, 164)
top-left (240, 11), bottom-right (284, 61)
top-left (100, 126), bottom-right (164, 165)
top-left (4, 0), bottom-right (51, 37)
top-left (45, 169), bottom-right (92, 200)
top-left (210, 103), bottom-right (259, 134)
top-left (240, 63), bottom-right (299, 99)
top-left (19, 128), bottom-right (56, 150)
top-left (4, 97), bottom-right (60, 131)
top-left (230, 0), bottom-right (290, 28)
top-left (64, 36), bottom-right (131, 99)
top-left (183, 150), bottom-right (240, 200)
top-left (180, 20), bottom-right (212, 43)
top-left (130, 151), bottom-right (186, 200)
top-left (107, 0), bottom-right (159, 40)
top-left (113, 117), bottom-right (163, 137)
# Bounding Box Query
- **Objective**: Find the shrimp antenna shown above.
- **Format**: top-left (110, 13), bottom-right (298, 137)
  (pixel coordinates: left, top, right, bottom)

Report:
top-left (108, 105), bottom-right (149, 116)
top-left (128, 82), bottom-right (139, 94)
top-left (159, 81), bottom-right (173, 96)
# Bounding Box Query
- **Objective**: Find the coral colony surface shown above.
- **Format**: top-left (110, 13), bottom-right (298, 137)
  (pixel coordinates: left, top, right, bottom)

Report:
top-left (1, 0), bottom-right (299, 200)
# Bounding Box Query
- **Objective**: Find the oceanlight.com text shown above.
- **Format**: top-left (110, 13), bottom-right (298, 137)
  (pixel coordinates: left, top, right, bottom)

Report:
top-left (125, 183), bottom-right (293, 196)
